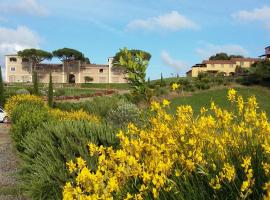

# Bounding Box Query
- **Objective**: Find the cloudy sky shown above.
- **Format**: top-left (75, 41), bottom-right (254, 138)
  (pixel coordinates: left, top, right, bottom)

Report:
top-left (0, 0), bottom-right (269, 79)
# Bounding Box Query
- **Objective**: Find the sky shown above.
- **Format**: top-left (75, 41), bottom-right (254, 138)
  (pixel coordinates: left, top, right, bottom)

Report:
top-left (0, 0), bottom-right (270, 80)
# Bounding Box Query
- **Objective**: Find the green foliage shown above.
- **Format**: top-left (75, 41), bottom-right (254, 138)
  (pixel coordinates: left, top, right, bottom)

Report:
top-left (32, 71), bottom-right (39, 95)
top-left (107, 101), bottom-right (141, 128)
top-left (15, 88), bottom-right (30, 95)
top-left (113, 48), bottom-right (150, 102)
top-left (80, 83), bottom-right (129, 90)
top-left (252, 60), bottom-right (270, 82)
top-left (11, 102), bottom-right (50, 152)
top-left (0, 67), bottom-right (4, 107)
top-left (20, 120), bottom-right (118, 200)
top-left (48, 73), bottom-right (53, 107)
top-left (160, 73), bottom-right (166, 87)
top-left (54, 95), bottom-right (124, 118)
top-left (17, 49), bottom-right (53, 70)
top-left (52, 48), bottom-right (85, 62)
top-left (209, 52), bottom-right (243, 60)
top-left (84, 76), bottom-right (94, 83)
top-left (113, 49), bottom-right (151, 67)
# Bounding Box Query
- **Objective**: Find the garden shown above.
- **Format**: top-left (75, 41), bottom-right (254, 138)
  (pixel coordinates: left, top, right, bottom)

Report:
top-left (0, 48), bottom-right (270, 200)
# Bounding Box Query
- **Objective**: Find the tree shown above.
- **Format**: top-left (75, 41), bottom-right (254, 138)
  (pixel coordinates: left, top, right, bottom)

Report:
top-left (52, 48), bottom-right (85, 63)
top-left (53, 48), bottom-right (86, 83)
top-left (0, 66), bottom-right (4, 107)
top-left (48, 73), bottom-right (53, 107)
top-left (251, 60), bottom-right (270, 82)
top-left (114, 48), bottom-right (149, 101)
top-left (209, 53), bottom-right (244, 60)
top-left (32, 71), bottom-right (39, 95)
top-left (209, 53), bottom-right (230, 60)
top-left (113, 48), bottom-right (151, 70)
top-left (18, 49), bottom-right (53, 71)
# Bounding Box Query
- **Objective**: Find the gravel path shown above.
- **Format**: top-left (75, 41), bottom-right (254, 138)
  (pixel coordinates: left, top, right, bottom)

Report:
top-left (0, 124), bottom-right (26, 200)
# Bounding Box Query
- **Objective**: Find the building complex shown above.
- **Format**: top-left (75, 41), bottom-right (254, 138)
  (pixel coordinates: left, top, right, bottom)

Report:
top-left (186, 46), bottom-right (270, 77)
top-left (5, 55), bottom-right (127, 84)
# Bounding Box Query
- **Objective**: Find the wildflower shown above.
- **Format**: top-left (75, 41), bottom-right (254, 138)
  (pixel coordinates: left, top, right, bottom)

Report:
top-left (171, 83), bottom-right (180, 91)
top-left (162, 99), bottom-right (170, 107)
top-left (151, 101), bottom-right (161, 111)
top-left (66, 160), bottom-right (76, 173)
top-left (76, 157), bottom-right (86, 170)
top-left (228, 88), bottom-right (237, 102)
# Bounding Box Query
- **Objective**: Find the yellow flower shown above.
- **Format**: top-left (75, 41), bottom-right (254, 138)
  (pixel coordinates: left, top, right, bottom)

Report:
top-left (171, 83), bottom-right (180, 91)
top-left (76, 157), bottom-right (86, 170)
top-left (228, 88), bottom-right (237, 102)
top-left (151, 101), bottom-right (161, 111)
top-left (162, 99), bottom-right (170, 107)
top-left (66, 160), bottom-right (76, 173)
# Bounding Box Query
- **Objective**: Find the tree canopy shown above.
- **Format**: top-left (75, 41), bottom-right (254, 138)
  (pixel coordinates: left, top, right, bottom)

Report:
top-left (251, 60), bottom-right (270, 81)
top-left (18, 49), bottom-right (53, 65)
top-left (113, 48), bottom-right (151, 69)
top-left (52, 48), bottom-right (86, 62)
top-left (209, 53), bottom-right (244, 60)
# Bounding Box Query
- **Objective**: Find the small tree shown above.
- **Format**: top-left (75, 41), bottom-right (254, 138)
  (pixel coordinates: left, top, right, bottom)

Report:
top-left (0, 67), bottom-right (4, 107)
top-left (114, 48), bottom-right (149, 101)
top-left (84, 76), bottom-right (94, 83)
top-left (48, 73), bottom-right (53, 107)
top-left (32, 71), bottom-right (39, 95)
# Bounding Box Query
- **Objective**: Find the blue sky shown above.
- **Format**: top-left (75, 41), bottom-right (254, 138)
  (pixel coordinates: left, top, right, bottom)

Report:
top-left (0, 0), bottom-right (269, 79)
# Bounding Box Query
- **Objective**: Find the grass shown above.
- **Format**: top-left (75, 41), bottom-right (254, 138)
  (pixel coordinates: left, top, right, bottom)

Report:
top-left (168, 86), bottom-right (270, 116)
top-left (81, 83), bottom-right (130, 90)
top-left (57, 88), bottom-right (96, 96)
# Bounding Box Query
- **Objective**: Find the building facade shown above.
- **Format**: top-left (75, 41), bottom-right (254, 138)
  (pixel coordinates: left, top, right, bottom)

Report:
top-left (5, 55), bottom-right (127, 84)
top-left (186, 58), bottom-right (259, 77)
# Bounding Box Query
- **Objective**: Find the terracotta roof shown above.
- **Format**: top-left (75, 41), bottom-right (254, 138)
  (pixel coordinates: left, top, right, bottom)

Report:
top-left (186, 70), bottom-right (192, 74)
top-left (203, 60), bottom-right (235, 64)
top-left (230, 58), bottom-right (260, 62)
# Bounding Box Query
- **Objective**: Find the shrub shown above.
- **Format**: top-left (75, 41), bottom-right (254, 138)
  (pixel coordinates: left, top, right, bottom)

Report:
top-left (20, 120), bottom-right (118, 200)
top-left (55, 88), bottom-right (66, 96)
top-left (63, 89), bottom-right (270, 199)
top-left (107, 102), bottom-right (141, 128)
top-left (154, 86), bottom-right (169, 97)
top-left (16, 88), bottom-right (30, 95)
top-left (5, 94), bottom-right (45, 116)
top-left (11, 102), bottom-right (50, 152)
top-left (54, 95), bottom-right (124, 118)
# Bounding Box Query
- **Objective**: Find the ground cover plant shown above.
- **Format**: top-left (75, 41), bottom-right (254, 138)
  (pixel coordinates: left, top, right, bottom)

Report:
top-left (63, 89), bottom-right (270, 199)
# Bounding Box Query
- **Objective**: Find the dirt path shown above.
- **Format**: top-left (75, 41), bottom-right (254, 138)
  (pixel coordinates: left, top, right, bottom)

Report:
top-left (0, 124), bottom-right (26, 200)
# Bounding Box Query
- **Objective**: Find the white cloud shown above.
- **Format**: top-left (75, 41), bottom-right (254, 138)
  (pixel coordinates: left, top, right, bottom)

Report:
top-left (0, 26), bottom-right (41, 80)
top-left (161, 51), bottom-right (187, 72)
top-left (0, 0), bottom-right (49, 16)
top-left (196, 43), bottom-right (248, 60)
top-left (126, 11), bottom-right (199, 32)
top-left (232, 6), bottom-right (270, 29)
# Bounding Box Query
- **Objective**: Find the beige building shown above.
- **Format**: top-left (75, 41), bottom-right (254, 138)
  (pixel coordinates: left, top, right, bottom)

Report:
top-left (186, 58), bottom-right (260, 77)
top-left (5, 55), bottom-right (127, 84)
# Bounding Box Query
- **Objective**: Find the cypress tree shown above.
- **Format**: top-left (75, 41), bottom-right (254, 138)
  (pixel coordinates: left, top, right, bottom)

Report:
top-left (33, 71), bottom-right (39, 95)
top-left (48, 73), bottom-right (53, 107)
top-left (0, 66), bottom-right (5, 107)
top-left (148, 77), bottom-right (150, 85)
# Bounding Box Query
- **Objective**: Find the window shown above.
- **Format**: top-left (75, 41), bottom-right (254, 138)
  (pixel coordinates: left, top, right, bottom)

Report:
top-left (22, 58), bottom-right (29, 62)
top-left (9, 57), bottom-right (17, 62)
top-left (10, 67), bottom-right (16, 71)
top-left (99, 69), bottom-right (104, 73)
top-left (211, 64), bottom-right (214, 68)
top-left (221, 64), bottom-right (224, 68)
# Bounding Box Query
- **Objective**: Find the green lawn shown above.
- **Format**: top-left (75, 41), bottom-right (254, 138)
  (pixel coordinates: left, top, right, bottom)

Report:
top-left (57, 88), bottom-right (96, 96)
top-left (168, 86), bottom-right (270, 116)
top-left (81, 83), bottom-right (130, 90)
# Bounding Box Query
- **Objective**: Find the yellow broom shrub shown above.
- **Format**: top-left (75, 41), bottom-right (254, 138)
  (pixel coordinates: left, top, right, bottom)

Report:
top-left (63, 89), bottom-right (270, 200)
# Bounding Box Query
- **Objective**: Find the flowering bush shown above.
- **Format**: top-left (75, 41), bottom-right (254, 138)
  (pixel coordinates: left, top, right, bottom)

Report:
top-left (49, 109), bottom-right (100, 123)
top-left (5, 94), bottom-right (45, 115)
top-left (63, 89), bottom-right (270, 199)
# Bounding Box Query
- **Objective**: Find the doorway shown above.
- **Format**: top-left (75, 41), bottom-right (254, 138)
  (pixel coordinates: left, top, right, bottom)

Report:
top-left (68, 74), bottom-right (75, 83)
